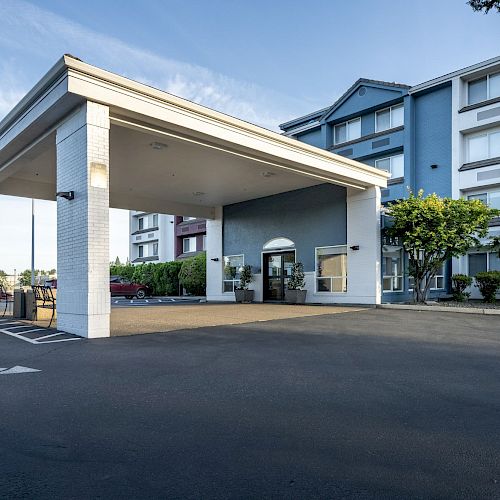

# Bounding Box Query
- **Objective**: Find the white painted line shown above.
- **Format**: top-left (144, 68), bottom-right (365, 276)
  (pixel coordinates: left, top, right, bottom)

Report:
top-left (18, 328), bottom-right (46, 334)
top-left (34, 332), bottom-right (67, 341)
top-left (0, 329), bottom-right (38, 343)
top-left (37, 337), bottom-right (81, 344)
top-left (5, 325), bottom-right (33, 330)
top-left (0, 365), bottom-right (41, 375)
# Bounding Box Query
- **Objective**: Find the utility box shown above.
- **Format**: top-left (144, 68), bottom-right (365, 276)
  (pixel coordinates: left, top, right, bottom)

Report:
top-left (25, 290), bottom-right (36, 320)
top-left (13, 289), bottom-right (26, 318)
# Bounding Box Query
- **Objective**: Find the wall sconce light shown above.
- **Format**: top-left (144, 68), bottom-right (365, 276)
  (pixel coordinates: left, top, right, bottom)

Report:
top-left (350, 245), bottom-right (360, 251)
top-left (211, 257), bottom-right (219, 262)
top-left (56, 191), bottom-right (74, 200)
top-left (430, 164), bottom-right (438, 169)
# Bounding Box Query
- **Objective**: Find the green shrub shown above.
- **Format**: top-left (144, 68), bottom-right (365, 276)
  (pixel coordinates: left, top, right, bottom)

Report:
top-left (236, 265), bottom-right (253, 290)
top-left (475, 271), bottom-right (500, 303)
top-left (288, 262), bottom-right (306, 290)
top-left (179, 253), bottom-right (206, 295)
top-left (131, 263), bottom-right (156, 291)
top-left (153, 261), bottom-right (183, 296)
top-left (110, 263), bottom-right (135, 281)
top-left (451, 273), bottom-right (473, 302)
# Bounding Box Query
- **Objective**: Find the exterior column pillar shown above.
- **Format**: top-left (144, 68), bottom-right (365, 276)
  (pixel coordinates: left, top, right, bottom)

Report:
top-left (56, 102), bottom-right (110, 338)
top-left (206, 206), bottom-right (228, 301)
top-left (346, 186), bottom-right (382, 304)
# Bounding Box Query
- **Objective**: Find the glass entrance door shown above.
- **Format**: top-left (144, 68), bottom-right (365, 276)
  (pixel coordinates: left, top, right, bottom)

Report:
top-left (263, 251), bottom-right (295, 301)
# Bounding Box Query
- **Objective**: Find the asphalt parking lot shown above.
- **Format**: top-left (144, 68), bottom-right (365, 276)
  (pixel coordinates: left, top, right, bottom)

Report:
top-left (1, 308), bottom-right (500, 498)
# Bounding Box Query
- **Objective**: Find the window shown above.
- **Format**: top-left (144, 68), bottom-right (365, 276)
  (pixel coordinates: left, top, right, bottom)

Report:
top-left (429, 263), bottom-right (445, 290)
top-left (182, 216), bottom-right (196, 221)
top-left (152, 214), bottom-right (158, 227)
top-left (375, 104), bottom-right (404, 132)
top-left (138, 245), bottom-right (144, 258)
top-left (468, 190), bottom-right (500, 210)
top-left (152, 243), bottom-right (158, 256)
top-left (466, 128), bottom-right (500, 162)
top-left (375, 154), bottom-right (404, 178)
top-left (382, 245), bottom-right (403, 292)
top-left (138, 217), bottom-right (144, 230)
top-left (183, 237), bottom-right (196, 253)
top-left (334, 118), bottom-right (361, 144)
top-left (469, 251), bottom-right (500, 275)
top-left (468, 72), bottom-right (500, 105)
top-left (202, 235), bottom-right (207, 251)
top-left (315, 246), bottom-right (347, 292)
top-left (223, 255), bottom-right (244, 292)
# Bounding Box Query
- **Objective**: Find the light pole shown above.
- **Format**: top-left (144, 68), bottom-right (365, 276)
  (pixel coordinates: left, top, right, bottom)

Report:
top-left (31, 199), bottom-right (35, 286)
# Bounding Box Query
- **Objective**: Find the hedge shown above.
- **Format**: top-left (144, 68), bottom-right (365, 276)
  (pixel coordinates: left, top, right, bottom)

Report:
top-left (109, 254), bottom-right (205, 296)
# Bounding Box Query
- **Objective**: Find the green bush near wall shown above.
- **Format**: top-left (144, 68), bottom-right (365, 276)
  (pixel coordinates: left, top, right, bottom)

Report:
top-left (109, 255), bottom-right (206, 296)
top-left (179, 252), bottom-right (206, 296)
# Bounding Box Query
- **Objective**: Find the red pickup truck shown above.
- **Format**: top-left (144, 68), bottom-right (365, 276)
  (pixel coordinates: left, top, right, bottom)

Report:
top-left (45, 277), bottom-right (151, 299)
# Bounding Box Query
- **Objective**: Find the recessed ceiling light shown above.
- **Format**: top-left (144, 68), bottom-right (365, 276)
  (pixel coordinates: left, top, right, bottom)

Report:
top-left (150, 141), bottom-right (167, 150)
top-left (192, 191), bottom-right (206, 196)
top-left (261, 171), bottom-right (275, 178)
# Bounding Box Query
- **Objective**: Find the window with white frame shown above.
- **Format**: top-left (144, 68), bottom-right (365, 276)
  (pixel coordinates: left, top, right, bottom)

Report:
top-left (468, 72), bottom-right (500, 105)
top-left (468, 251), bottom-right (500, 275)
top-left (315, 246), bottom-right (347, 292)
top-left (152, 242), bottom-right (158, 256)
top-left (223, 255), bottom-right (244, 292)
top-left (375, 104), bottom-right (404, 132)
top-left (182, 216), bottom-right (196, 221)
top-left (138, 245), bottom-right (144, 258)
top-left (468, 189), bottom-right (500, 210)
top-left (382, 245), bottom-right (404, 292)
top-left (183, 237), bottom-right (197, 253)
top-left (152, 214), bottom-right (158, 227)
top-left (429, 263), bottom-right (445, 290)
top-left (375, 153), bottom-right (404, 178)
top-left (466, 128), bottom-right (500, 163)
top-left (138, 217), bottom-right (144, 231)
top-left (334, 118), bottom-right (361, 144)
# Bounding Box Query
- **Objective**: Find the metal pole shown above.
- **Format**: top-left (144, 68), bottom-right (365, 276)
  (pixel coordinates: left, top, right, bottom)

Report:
top-left (31, 199), bottom-right (35, 286)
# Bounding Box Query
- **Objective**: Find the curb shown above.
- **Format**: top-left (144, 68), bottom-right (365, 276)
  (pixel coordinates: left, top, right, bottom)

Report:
top-left (377, 303), bottom-right (500, 315)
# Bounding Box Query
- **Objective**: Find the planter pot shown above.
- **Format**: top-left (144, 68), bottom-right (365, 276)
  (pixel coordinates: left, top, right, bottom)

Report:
top-left (235, 289), bottom-right (254, 303)
top-left (285, 289), bottom-right (307, 304)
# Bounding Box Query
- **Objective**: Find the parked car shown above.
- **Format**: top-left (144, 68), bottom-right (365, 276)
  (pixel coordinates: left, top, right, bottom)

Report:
top-left (45, 277), bottom-right (151, 299)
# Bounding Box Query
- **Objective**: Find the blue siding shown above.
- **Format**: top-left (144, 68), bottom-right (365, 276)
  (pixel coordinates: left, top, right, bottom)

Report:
top-left (295, 127), bottom-right (323, 148)
top-left (223, 184), bottom-right (347, 273)
top-left (413, 84), bottom-right (452, 197)
top-left (325, 86), bottom-right (404, 122)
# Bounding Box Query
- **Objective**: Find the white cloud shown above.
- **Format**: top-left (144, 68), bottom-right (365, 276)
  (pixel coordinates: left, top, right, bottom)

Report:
top-left (0, 0), bottom-right (307, 129)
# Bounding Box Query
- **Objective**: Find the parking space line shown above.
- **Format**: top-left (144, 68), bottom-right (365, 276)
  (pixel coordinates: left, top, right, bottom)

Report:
top-left (4, 325), bottom-right (34, 330)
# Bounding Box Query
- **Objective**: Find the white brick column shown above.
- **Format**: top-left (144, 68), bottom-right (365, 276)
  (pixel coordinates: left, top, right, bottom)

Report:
top-left (206, 206), bottom-right (230, 301)
top-left (346, 186), bottom-right (382, 304)
top-left (56, 102), bottom-right (111, 338)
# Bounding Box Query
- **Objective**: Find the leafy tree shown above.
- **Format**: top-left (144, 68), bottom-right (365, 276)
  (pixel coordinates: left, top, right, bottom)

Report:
top-left (179, 253), bottom-right (206, 295)
top-left (0, 270), bottom-right (7, 288)
top-left (18, 269), bottom-right (33, 287)
top-left (468, 0), bottom-right (500, 13)
top-left (387, 191), bottom-right (499, 303)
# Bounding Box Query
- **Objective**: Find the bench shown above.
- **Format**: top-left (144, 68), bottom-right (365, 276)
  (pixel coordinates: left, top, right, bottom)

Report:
top-left (32, 285), bottom-right (56, 328)
top-left (1, 284), bottom-right (13, 318)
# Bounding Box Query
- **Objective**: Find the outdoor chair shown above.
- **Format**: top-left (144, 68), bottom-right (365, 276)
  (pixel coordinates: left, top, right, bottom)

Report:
top-left (32, 285), bottom-right (56, 328)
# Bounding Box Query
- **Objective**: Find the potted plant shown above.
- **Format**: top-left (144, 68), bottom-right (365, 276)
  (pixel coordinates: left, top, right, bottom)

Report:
top-left (285, 262), bottom-right (307, 304)
top-left (234, 265), bottom-right (254, 303)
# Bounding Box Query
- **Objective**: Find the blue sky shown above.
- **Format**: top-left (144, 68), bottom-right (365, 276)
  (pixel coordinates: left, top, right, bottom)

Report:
top-left (0, 0), bottom-right (499, 274)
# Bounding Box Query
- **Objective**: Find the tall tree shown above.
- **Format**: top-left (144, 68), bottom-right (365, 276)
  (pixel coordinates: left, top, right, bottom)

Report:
top-left (468, 0), bottom-right (500, 13)
top-left (387, 191), bottom-right (499, 303)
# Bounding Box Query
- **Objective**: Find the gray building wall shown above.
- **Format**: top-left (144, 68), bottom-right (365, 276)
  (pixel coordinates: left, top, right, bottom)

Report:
top-left (223, 184), bottom-right (347, 273)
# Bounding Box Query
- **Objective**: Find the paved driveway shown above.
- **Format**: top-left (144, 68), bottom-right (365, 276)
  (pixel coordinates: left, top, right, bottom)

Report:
top-left (1, 309), bottom-right (499, 498)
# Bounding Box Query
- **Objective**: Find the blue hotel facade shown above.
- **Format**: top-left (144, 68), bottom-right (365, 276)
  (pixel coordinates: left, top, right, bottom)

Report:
top-left (280, 78), bottom-right (454, 302)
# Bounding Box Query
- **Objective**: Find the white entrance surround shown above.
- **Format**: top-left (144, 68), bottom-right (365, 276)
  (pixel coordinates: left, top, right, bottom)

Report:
top-left (56, 102), bottom-right (111, 337)
top-left (0, 55), bottom-right (389, 338)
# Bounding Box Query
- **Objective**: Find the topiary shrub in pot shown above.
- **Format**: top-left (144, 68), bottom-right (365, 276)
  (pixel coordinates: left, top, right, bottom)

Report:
top-left (451, 273), bottom-right (473, 302)
top-left (475, 271), bottom-right (500, 303)
top-left (285, 262), bottom-right (307, 304)
top-left (235, 265), bottom-right (254, 303)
